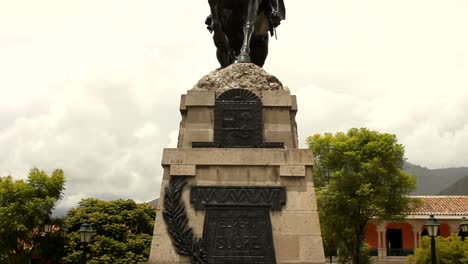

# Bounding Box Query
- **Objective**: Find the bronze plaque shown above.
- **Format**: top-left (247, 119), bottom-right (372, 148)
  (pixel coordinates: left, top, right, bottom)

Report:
top-left (203, 206), bottom-right (276, 264)
top-left (192, 88), bottom-right (283, 148)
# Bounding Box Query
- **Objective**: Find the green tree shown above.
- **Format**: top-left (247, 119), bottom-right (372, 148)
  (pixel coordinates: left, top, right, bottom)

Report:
top-left (63, 198), bottom-right (156, 264)
top-left (0, 168), bottom-right (66, 263)
top-left (307, 128), bottom-right (417, 264)
top-left (408, 234), bottom-right (468, 264)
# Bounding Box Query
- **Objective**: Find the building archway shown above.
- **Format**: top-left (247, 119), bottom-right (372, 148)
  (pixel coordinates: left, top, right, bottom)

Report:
top-left (386, 229), bottom-right (403, 256)
top-left (385, 223), bottom-right (415, 256)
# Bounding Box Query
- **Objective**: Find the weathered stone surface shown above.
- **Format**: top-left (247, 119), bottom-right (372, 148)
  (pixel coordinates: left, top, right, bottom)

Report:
top-left (264, 108), bottom-right (293, 125)
top-left (192, 63), bottom-right (286, 92)
top-left (185, 90), bottom-right (215, 106)
top-left (299, 236), bottom-right (327, 262)
top-left (162, 148), bottom-right (314, 166)
top-left (179, 95), bottom-right (187, 112)
top-left (181, 128), bottom-right (213, 147)
top-left (280, 165), bottom-right (306, 177)
top-left (274, 235), bottom-right (300, 261)
top-left (264, 130), bottom-right (295, 148)
top-left (291, 95), bottom-right (298, 111)
top-left (169, 165), bottom-right (196, 176)
top-left (271, 211), bottom-right (322, 236)
top-left (186, 107), bottom-right (214, 125)
top-left (285, 190), bottom-right (318, 211)
top-left (262, 90), bottom-right (293, 106)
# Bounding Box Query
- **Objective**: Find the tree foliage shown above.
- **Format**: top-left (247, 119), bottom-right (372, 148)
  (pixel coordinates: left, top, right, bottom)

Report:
top-left (307, 128), bottom-right (417, 264)
top-left (408, 234), bottom-right (468, 264)
top-left (63, 198), bottom-right (156, 264)
top-left (0, 168), bottom-right (65, 263)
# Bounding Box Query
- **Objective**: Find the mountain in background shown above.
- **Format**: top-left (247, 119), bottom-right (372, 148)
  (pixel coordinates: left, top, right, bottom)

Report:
top-left (148, 198), bottom-right (159, 208)
top-left (438, 175), bottom-right (468, 195)
top-left (403, 162), bottom-right (468, 195)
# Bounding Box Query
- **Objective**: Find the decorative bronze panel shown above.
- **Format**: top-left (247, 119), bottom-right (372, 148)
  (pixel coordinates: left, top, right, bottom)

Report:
top-left (190, 186), bottom-right (286, 211)
top-left (203, 206), bottom-right (276, 264)
top-left (192, 88), bottom-right (284, 148)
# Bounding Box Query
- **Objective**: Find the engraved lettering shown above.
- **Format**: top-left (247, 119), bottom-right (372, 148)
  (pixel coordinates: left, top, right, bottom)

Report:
top-left (216, 237), bottom-right (226, 249)
top-left (251, 236), bottom-right (261, 249)
top-left (204, 207), bottom-right (275, 263)
top-left (233, 236), bottom-right (243, 249)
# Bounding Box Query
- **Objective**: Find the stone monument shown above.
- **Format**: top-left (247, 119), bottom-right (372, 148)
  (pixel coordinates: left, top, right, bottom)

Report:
top-left (147, 63), bottom-right (325, 264)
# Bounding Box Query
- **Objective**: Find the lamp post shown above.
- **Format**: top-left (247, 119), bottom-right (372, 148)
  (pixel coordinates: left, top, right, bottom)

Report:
top-left (44, 222), bottom-right (53, 234)
top-left (426, 215), bottom-right (440, 264)
top-left (460, 217), bottom-right (468, 241)
top-left (78, 223), bottom-right (94, 264)
top-left (58, 226), bottom-right (68, 263)
top-left (43, 221), bottom-right (52, 263)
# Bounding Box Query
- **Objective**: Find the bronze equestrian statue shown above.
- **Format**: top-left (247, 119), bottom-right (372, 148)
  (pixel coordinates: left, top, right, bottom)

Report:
top-left (206, 0), bottom-right (285, 68)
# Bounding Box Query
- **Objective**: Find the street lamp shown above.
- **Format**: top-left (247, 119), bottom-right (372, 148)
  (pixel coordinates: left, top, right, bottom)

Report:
top-left (43, 222), bottom-right (53, 234)
top-left (460, 217), bottom-right (468, 241)
top-left (78, 223), bottom-right (94, 264)
top-left (43, 221), bottom-right (53, 262)
top-left (426, 215), bottom-right (440, 264)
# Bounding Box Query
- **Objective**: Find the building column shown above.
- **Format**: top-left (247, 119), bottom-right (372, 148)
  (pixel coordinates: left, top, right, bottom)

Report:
top-left (406, 220), bottom-right (420, 250)
top-left (413, 229), bottom-right (419, 249)
top-left (377, 224), bottom-right (386, 259)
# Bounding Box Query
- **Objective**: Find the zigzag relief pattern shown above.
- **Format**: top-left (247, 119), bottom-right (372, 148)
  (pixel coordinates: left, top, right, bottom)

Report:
top-left (190, 186), bottom-right (286, 211)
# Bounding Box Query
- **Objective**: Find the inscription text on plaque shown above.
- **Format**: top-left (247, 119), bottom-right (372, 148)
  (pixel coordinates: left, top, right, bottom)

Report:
top-left (203, 206), bottom-right (276, 264)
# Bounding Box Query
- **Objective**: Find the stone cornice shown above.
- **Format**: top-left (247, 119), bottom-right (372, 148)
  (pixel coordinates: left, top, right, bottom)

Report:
top-left (162, 148), bottom-right (314, 166)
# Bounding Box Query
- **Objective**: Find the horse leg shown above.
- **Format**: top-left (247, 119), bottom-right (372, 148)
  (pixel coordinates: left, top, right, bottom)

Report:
top-left (208, 0), bottom-right (230, 67)
top-left (238, 0), bottom-right (261, 63)
top-left (250, 34), bottom-right (269, 67)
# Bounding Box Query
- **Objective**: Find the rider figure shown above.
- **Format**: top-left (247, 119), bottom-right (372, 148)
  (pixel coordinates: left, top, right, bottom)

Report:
top-left (205, 0), bottom-right (285, 35)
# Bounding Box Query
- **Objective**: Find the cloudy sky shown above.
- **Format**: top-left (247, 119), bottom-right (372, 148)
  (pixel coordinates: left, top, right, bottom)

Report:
top-left (1, 1), bottom-right (467, 212)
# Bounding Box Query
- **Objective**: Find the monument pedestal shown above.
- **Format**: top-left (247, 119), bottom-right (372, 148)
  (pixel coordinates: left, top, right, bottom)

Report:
top-left (148, 65), bottom-right (325, 264)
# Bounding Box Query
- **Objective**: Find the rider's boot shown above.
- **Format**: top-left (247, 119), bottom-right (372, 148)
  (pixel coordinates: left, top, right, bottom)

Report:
top-left (205, 14), bottom-right (213, 33)
top-left (269, 0), bottom-right (281, 28)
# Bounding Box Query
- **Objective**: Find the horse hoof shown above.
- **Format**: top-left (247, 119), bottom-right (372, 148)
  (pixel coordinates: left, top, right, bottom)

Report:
top-left (237, 53), bottom-right (251, 63)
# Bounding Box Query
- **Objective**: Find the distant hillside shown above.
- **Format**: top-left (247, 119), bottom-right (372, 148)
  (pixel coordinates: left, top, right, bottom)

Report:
top-left (439, 175), bottom-right (468, 195)
top-left (148, 198), bottom-right (159, 208)
top-left (403, 162), bottom-right (468, 195)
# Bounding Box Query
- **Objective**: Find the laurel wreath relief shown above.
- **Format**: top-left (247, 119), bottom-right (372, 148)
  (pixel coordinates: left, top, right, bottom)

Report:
top-left (162, 176), bottom-right (207, 264)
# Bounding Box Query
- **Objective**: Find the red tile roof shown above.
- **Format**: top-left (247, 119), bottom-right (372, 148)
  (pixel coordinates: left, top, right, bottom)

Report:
top-left (408, 196), bottom-right (468, 216)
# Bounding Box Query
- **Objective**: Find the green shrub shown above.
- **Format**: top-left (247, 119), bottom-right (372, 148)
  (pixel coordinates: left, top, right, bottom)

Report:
top-left (408, 234), bottom-right (468, 264)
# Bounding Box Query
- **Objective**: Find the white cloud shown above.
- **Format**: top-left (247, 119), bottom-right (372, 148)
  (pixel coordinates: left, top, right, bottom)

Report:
top-left (167, 130), bottom-right (179, 148)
